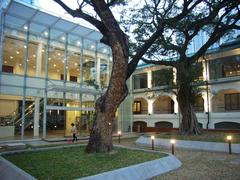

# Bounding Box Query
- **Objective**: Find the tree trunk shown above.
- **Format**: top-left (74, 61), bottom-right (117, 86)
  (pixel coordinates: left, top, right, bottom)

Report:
top-left (85, 41), bottom-right (128, 153)
top-left (176, 63), bottom-right (201, 135)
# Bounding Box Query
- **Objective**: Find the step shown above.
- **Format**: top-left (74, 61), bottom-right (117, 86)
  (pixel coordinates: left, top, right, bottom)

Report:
top-left (6, 143), bottom-right (26, 150)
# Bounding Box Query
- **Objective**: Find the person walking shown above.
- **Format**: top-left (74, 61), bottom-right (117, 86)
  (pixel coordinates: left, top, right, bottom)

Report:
top-left (71, 123), bottom-right (78, 142)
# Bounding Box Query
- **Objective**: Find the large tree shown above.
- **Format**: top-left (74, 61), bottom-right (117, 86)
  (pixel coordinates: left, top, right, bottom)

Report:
top-left (53, 0), bottom-right (239, 153)
top-left (122, 0), bottom-right (240, 134)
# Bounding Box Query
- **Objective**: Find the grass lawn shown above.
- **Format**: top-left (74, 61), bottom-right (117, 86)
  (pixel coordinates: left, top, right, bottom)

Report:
top-left (152, 131), bottom-right (240, 143)
top-left (3, 146), bottom-right (166, 179)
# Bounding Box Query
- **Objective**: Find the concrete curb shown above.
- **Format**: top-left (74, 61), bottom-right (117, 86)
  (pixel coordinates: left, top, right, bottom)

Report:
top-left (78, 154), bottom-right (181, 180)
top-left (136, 136), bottom-right (240, 153)
top-left (0, 156), bottom-right (36, 180)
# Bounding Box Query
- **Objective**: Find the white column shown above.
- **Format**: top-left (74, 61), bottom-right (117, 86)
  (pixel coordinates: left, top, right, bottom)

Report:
top-left (96, 57), bottom-right (101, 86)
top-left (148, 99), bottom-right (154, 114)
top-left (173, 67), bottom-right (177, 84)
top-left (147, 71), bottom-right (152, 89)
top-left (36, 43), bottom-right (42, 77)
top-left (33, 43), bottom-right (42, 138)
top-left (172, 95), bottom-right (178, 113)
top-left (33, 97), bottom-right (39, 138)
top-left (203, 58), bottom-right (210, 81)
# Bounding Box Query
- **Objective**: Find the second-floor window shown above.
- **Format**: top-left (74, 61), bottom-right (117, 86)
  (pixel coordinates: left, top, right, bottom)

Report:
top-left (133, 73), bottom-right (147, 89)
top-left (152, 68), bottom-right (173, 87)
top-left (225, 93), bottom-right (240, 111)
top-left (209, 55), bottom-right (240, 79)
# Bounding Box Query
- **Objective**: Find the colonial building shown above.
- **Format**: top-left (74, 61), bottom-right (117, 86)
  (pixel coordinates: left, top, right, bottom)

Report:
top-left (131, 39), bottom-right (240, 131)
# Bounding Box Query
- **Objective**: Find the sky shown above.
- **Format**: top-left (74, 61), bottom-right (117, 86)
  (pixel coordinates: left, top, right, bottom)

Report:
top-left (37, 0), bottom-right (132, 30)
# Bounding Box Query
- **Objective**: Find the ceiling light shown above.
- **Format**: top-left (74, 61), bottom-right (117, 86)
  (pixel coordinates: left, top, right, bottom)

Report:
top-left (10, 56), bottom-right (13, 59)
top-left (66, 66), bottom-right (68, 69)
top-left (4, 61), bottom-right (7, 63)
top-left (57, 53), bottom-right (61, 56)
top-left (53, 64), bottom-right (56, 67)
top-left (16, 51), bottom-right (20, 54)
top-left (19, 64), bottom-right (22, 66)
top-left (90, 45), bottom-right (95, 49)
top-left (33, 54), bottom-right (36, 58)
top-left (61, 36), bottom-right (65, 41)
top-left (44, 31), bottom-right (48, 36)
top-left (76, 41), bottom-right (81, 46)
top-left (74, 63), bottom-right (78, 66)
top-left (24, 45), bottom-right (27, 49)
top-left (42, 49), bottom-right (45, 52)
top-left (48, 57), bottom-right (51, 60)
top-left (24, 25), bottom-right (28, 30)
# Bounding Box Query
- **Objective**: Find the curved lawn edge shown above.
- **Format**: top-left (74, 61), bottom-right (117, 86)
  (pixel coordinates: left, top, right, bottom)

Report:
top-left (78, 154), bottom-right (181, 180)
top-left (0, 156), bottom-right (36, 180)
top-left (0, 144), bottom-right (182, 180)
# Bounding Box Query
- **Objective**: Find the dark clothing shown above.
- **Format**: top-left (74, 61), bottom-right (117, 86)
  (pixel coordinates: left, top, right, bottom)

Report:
top-left (72, 133), bottom-right (77, 142)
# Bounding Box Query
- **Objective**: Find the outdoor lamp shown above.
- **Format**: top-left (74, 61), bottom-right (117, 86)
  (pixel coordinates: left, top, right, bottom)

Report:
top-left (227, 135), bottom-right (232, 154)
top-left (170, 139), bottom-right (176, 155)
top-left (151, 136), bottom-right (155, 150)
top-left (118, 131), bottom-right (122, 143)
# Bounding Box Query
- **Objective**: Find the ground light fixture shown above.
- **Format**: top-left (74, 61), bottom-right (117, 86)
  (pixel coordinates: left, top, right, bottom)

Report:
top-left (227, 135), bottom-right (232, 154)
top-left (170, 139), bottom-right (176, 155)
top-left (151, 135), bottom-right (155, 150)
top-left (118, 131), bottom-right (122, 143)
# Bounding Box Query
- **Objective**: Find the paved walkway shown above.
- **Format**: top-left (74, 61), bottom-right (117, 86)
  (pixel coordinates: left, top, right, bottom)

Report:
top-left (136, 136), bottom-right (240, 153)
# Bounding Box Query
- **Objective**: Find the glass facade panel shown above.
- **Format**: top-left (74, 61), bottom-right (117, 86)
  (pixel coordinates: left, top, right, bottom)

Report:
top-left (83, 56), bottom-right (95, 83)
top-left (67, 45), bottom-right (80, 83)
top-left (100, 58), bottom-right (108, 88)
top-left (3, 37), bottom-right (26, 75)
top-left (48, 43), bottom-right (65, 81)
top-left (27, 41), bottom-right (37, 77)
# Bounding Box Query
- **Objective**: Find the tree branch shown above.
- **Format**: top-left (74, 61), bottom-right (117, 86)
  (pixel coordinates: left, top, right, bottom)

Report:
top-left (127, 25), bottom-right (164, 79)
top-left (53, 0), bottom-right (110, 44)
top-left (142, 57), bottom-right (177, 67)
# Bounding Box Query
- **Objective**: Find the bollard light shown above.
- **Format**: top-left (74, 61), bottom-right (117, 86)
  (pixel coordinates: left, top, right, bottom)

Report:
top-left (118, 131), bottom-right (122, 143)
top-left (170, 139), bottom-right (176, 155)
top-left (151, 136), bottom-right (155, 150)
top-left (227, 135), bottom-right (232, 154)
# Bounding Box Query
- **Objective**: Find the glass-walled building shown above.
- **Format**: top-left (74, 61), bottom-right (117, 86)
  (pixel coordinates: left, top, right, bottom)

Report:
top-left (0, 0), bottom-right (114, 140)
